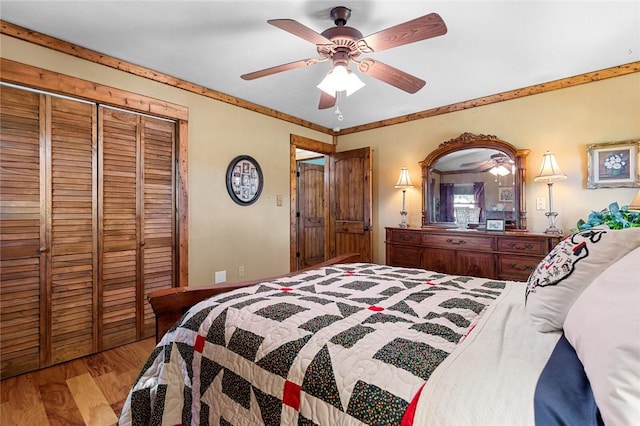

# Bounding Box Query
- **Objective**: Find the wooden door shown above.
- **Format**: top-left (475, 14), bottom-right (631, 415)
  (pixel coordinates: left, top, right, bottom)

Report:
top-left (140, 117), bottom-right (175, 338)
top-left (297, 162), bottom-right (325, 268)
top-left (328, 147), bottom-right (373, 262)
top-left (0, 87), bottom-right (45, 377)
top-left (0, 84), bottom-right (179, 378)
top-left (99, 108), bottom-right (176, 348)
top-left (99, 108), bottom-right (139, 349)
top-left (0, 87), bottom-right (97, 377)
top-left (48, 96), bottom-right (97, 364)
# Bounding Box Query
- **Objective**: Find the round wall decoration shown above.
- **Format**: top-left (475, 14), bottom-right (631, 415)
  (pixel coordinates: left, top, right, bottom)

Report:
top-left (226, 155), bottom-right (263, 205)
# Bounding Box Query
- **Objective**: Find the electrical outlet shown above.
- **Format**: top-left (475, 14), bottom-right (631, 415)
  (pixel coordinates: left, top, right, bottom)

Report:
top-left (238, 265), bottom-right (245, 277)
top-left (536, 197), bottom-right (546, 211)
top-left (214, 270), bottom-right (226, 284)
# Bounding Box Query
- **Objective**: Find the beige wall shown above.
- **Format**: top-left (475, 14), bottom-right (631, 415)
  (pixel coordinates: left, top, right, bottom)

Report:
top-left (2, 34), bottom-right (638, 272)
top-left (0, 35), bottom-right (332, 284)
top-left (337, 73), bottom-right (640, 262)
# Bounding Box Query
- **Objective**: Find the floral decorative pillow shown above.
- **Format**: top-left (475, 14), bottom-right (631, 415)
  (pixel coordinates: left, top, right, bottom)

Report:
top-left (525, 227), bottom-right (640, 332)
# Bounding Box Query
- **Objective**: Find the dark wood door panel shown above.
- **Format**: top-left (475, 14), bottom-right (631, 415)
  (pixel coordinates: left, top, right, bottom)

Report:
top-left (298, 162), bottom-right (325, 269)
top-left (329, 148), bottom-right (372, 262)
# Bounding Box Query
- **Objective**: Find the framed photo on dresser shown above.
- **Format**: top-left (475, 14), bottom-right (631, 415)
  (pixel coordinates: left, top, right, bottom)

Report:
top-left (486, 218), bottom-right (506, 232)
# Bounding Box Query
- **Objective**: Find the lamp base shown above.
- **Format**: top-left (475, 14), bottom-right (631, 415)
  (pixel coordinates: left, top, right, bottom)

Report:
top-left (399, 210), bottom-right (408, 228)
top-left (544, 211), bottom-right (563, 235)
top-left (543, 226), bottom-right (563, 235)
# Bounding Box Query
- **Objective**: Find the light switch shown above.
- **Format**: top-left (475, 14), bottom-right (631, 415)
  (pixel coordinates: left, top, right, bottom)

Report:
top-left (276, 195), bottom-right (283, 206)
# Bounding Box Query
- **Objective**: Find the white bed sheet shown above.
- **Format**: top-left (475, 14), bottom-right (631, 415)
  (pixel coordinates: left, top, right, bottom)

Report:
top-left (414, 281), bottom-right (562, 426)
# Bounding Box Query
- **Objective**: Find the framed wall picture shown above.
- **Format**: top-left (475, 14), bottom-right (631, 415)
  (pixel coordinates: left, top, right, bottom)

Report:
top-left (486, 218), bottom-right (505, 232)
top-left (226, 155), bottom-right (263, 205)
top-left (498, 187), bottom-right (514, 202)
top-left (587, 139), bottom-right (640, 189)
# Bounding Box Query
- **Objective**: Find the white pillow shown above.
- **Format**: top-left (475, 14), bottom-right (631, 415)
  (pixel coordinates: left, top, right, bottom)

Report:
top-left (564, 246), bottom-right (640, 426)
top-left (525, 227), bottom-right (640, 332)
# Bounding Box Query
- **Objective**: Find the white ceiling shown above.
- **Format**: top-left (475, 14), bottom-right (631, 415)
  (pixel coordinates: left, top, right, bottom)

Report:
top-left (1, 1), bottom-right (638, 131)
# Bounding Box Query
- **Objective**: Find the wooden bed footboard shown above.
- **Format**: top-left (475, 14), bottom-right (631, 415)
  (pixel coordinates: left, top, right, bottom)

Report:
top-left (148, 253), bottom-right (361, 341)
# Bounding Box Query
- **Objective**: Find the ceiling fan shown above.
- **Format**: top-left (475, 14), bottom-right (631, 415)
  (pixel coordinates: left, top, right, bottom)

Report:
top-left (241, 6), bottom-right (447, 109)
top-left (461, 153), bottom-right (514, 175)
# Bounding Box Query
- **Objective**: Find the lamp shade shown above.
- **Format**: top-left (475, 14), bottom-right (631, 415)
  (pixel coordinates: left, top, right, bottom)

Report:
top-left (317, 65), bottom-right (365, 97)
top-left (630, 190), bottom-right (640, 210)
top-left (534, 151), bottom-right (567, 182)
top-left (395, 167), bottom-right (414, 188)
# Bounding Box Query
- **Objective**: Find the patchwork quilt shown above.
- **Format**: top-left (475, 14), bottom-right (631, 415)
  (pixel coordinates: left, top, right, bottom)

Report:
top-left (118, 263), bottom-right (507, 426)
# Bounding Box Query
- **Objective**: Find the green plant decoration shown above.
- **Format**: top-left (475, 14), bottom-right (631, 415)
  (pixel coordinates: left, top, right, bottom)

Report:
top-left (576, 202), bottom-right (640, 230)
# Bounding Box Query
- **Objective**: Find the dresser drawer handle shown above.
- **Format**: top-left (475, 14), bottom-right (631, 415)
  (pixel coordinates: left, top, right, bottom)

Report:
top-left (399, 234), bottom-right (413, 241)
top-left (446, 239), bottom-right (466, 246)
top-left (507, 243), bottom-right (534, 250)
top-left (506, 263), bottom-right (535, 271)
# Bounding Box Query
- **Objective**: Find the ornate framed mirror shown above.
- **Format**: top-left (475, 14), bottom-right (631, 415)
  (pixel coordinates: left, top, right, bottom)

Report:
top-left (420, 133), bottom-right (530, 229)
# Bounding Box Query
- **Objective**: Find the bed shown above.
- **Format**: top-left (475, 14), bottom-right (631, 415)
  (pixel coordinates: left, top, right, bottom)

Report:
top-left (119, 228), bottom-right (640, 426)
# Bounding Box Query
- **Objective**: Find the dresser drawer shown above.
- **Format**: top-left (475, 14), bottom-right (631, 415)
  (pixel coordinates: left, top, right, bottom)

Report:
top-left (388, 244), bottom-right (423, 268)
top-left (423, 233), bottom-right (495, 251)
top-left (498, 255), bottom-right (542, 281)
top-left (498, 237), bottom-right (548, 256)
top-left (388, 229), bottom-right (423, 245)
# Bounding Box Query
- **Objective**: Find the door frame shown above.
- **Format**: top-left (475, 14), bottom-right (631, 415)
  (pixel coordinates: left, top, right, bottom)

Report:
top-left (289, 134), bottom-right (336, 271)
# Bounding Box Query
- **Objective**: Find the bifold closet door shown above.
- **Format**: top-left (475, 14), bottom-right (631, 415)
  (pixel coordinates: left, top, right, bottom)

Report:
top-left (99, 108), bottom-right (175, 349)
top-left (0, 87), bottom-right (45, 377)
top-left (99, 108), bottom-right (139, 349)
top-left (47, 96), bottom-right (97, 364)
top-left (140, 117), bottom-right (175, 339)
top-left (0, 86), bottom-right (97, 377)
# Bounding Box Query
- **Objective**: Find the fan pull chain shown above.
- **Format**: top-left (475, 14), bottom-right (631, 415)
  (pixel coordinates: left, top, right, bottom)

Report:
top-left (334, 91), bottom-right (344, 121)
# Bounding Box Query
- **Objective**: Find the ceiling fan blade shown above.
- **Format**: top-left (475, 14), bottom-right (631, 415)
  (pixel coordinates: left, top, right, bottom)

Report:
top-left (357, 13), bottom-right (447, 53)
top-left (268, 19), bottom-right (334, 46)
top-left (318, 91), bottom-right (336, 110)
top-left (241, 58), bottom-right (321, 80)
top-left (461, 160), bottom-right (491, 168)
top-left (356, 59), bottom-right (425, 94)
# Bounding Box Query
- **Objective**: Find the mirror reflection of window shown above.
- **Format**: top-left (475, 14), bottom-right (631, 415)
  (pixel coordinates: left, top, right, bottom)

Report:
top-left (453, 184), bottom-right (475, 208)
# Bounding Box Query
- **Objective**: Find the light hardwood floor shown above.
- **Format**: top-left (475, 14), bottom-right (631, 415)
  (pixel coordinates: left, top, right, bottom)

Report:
top-left (1, 338), bottom-right (156, 425)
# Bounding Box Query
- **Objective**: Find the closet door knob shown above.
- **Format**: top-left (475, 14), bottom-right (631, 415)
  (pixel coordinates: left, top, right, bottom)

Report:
top-left (140, 241), bottom-right (146, 246)
top-left (38, 247), bottom-right (47, 253)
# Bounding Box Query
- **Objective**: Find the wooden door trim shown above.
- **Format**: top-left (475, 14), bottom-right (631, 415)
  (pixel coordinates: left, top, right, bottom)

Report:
top-left (0, 59), bottom-right (188, 121)
top-left (289, 135), bottom-right (335, 271)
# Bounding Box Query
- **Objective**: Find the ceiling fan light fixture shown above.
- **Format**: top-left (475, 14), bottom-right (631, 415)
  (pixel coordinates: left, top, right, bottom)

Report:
top-left (317, 64), bottom-right (365, 97)
top-left (489, 165), bottom-right (510, 176)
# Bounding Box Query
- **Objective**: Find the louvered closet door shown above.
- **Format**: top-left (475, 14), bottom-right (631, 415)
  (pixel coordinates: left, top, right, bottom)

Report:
top-left (0, 87), bottom-right (97, 377)
top-left (99, 109), bottom-right (176, 348)
top-left (48, 96), bottom-right (97, 364)
top-left (99, 108), bottom-right (139, 349)
top-left (0, 87), bottom-right (44, 377)
top-left (140, 117), bottom-right (175, 338)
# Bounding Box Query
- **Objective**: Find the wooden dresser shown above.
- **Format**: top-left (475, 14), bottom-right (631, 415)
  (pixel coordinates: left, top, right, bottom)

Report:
top-left (385, 227), bottom-right (560, 281)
